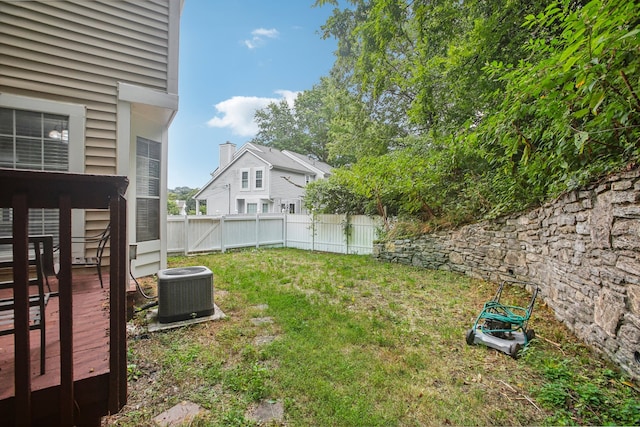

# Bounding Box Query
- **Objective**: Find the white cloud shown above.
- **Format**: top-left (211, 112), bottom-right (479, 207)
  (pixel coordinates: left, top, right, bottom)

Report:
top-left (252, 28), bottom-right (279, 38)
top-left (206, 90), bottom-right (300, 137)
top-left (273, 89), bottom-right (299, 107)
top-left (244, 27), bottom-right (279, 49)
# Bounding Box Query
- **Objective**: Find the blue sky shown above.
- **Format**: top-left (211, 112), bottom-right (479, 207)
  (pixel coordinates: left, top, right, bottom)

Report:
top-left (168, 1), bottom-right (339, 189)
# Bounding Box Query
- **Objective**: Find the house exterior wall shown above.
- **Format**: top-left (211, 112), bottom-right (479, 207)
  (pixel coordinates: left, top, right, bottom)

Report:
top-left (0, 0), bottom-right (181, 275)
top-left (204, 153), bottom-right (269, 215)
top-left (268, 168), bottom-right (307, 213)
top-left (200, 151), bottom-right (314, 215)
top-left (1, 0), bottom-right (171, 173)
top-left (196, 143), bottom-right (333, 216)
top-left (203, 171), bottom-right (234, 215)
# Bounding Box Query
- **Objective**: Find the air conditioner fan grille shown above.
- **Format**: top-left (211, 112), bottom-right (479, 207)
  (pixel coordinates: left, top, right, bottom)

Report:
top-left (163, 266), bottom-right (208, 276)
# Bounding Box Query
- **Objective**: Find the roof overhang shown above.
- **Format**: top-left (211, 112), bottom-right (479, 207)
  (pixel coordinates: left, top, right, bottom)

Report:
top-left (117, 82), bottom-right (179, 126)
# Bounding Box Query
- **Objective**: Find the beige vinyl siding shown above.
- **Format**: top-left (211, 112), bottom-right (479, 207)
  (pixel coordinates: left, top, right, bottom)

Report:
top-left (0, 0), bottom-right (170, 169)
top-left (0, 0), bottom-right (172, 246)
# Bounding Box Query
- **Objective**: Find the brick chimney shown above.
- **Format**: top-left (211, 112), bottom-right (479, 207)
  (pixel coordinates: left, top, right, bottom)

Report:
top-left (219, 141), bottom-right (236, 168)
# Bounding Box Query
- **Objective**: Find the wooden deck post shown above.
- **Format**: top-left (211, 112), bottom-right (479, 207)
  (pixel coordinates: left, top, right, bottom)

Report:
top-left (12, 193), bottom-right (31, 425)
top-left (109, 194), bottom-right (128, 413)
top-left (58, 194), bottom-right (74, 425)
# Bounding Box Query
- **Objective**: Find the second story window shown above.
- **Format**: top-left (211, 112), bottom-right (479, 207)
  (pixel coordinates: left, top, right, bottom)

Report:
top-left (241, 169), bottom-right (249, 190)
top-left (255, 169), bottom-right (263, 189)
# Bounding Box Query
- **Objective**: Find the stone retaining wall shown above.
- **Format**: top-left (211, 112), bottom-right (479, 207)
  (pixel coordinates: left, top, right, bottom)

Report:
top-left (373, 168), bottom-right (640, 378)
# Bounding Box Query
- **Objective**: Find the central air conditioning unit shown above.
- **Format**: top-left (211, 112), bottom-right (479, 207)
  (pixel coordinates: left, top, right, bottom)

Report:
top-left (157, 266), bottom-right (214, 323)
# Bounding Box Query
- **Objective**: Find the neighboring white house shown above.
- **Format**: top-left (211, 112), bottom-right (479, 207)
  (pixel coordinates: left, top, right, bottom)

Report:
top-left (0, 0), bottom-right (183, 277)
top-left (194, 142), bottom-right (332, 215)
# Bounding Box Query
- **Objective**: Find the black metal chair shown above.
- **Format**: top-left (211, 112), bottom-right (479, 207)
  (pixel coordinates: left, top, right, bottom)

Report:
top-left (70, 225), bottom-right (110, 289)
top-left (0, 239), bottom-right (50, 375)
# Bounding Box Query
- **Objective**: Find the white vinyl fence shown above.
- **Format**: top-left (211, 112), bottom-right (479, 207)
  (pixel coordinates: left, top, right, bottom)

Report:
top-left (167, 214), bottom-right (382, 256)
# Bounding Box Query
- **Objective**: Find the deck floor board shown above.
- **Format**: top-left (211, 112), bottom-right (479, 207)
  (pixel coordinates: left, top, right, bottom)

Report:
top-left (0, 271), bottom-right (110, 400)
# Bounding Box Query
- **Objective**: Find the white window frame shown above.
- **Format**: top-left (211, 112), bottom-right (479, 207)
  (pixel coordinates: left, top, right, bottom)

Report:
top-left (240, 168), bottom-right (250, 191)
top-left (254, 167), bottom-right (265, 190)
top-left (0, 94), bottom-right (86, 242)
top-left (0, 94), bottom-right (85, 173)
top-left (136, 136), bottom-right (161, 242)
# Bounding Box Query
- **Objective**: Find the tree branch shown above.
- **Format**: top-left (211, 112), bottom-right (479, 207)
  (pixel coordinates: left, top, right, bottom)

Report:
top-left (280, 176), bottom-right (305, 189)
top-left (620, 69), bottom-right (640, 113)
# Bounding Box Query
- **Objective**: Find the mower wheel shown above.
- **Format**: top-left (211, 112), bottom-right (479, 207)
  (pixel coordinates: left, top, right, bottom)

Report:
top-left (526, 328), bottom-right (536, 342)
top-left (465, 329), bottom-right (475, 345)
top-left (510, 343), bottom-right (522, 359)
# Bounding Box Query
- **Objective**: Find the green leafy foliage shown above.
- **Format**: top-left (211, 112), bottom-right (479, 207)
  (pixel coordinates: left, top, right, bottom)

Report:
top-left (481, 0), bottom-right (640, 208)
top-left (304, 176), bottom-right (369, 215)
top-left (168, 186), bottom-right (203, 215)
top-left (251, 77), bottom-right (340, 163)
top-left (306, 0), bottom-right (640, 225)
top-left (525, 353), bottom-right (640, 426)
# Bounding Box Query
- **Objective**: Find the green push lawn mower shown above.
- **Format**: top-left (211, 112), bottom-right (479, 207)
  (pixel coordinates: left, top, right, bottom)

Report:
top-left (465, 280), bottom-right (539, 358)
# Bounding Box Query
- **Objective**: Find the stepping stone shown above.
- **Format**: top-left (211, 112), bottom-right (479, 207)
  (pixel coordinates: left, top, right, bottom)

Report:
top-left (254, 335), bottom-right (277, 346)
top-left (246, 399), bottom-right (284, 424)
top-left (251, 316), bottom-right (273, 326)
top-left (153, 401), bottom-right (205, 427)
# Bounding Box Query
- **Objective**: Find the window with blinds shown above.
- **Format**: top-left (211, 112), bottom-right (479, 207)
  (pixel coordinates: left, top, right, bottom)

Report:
top-left (136, 137), bottom-right (161, 242)
top-left (0, 108), bottom-right (69, 240)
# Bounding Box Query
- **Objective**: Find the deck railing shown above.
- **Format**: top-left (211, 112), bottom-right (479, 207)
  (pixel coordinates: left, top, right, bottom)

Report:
top-left (0, 168), bottom-right (129, 426)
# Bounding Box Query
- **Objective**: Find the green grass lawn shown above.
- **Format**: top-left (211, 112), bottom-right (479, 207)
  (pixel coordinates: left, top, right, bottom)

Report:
top-left (108, 248), bottom-right (639, 426)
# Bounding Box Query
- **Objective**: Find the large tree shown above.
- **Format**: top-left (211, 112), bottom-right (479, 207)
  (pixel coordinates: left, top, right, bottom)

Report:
top-left (251, 77), bottom-right (337, 162)
top-left (318, 0), bottom-right (552, 137)
top-left (308, 0), bottom-right (553, 220)
top-left (252, 74), bottom-right (403, 165)
top-left (251, 99), bottom-right (300, 154)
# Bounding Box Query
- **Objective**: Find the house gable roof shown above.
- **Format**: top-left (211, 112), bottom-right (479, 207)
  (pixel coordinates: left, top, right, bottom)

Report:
top-left (282, 150), bottom-right (332, 177)
top-left (244, 143), bottom-right (313, 174)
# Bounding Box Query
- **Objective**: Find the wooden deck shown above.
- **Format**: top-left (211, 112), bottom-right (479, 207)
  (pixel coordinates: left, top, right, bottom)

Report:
top-left (0, 168), bottom-right (129, 426)
top-left (0, 269), bottom-right (113, 424)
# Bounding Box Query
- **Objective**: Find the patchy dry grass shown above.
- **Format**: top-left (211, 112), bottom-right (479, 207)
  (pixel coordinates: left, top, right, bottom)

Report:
top-left (105, 248), bottom-right (639, 426)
